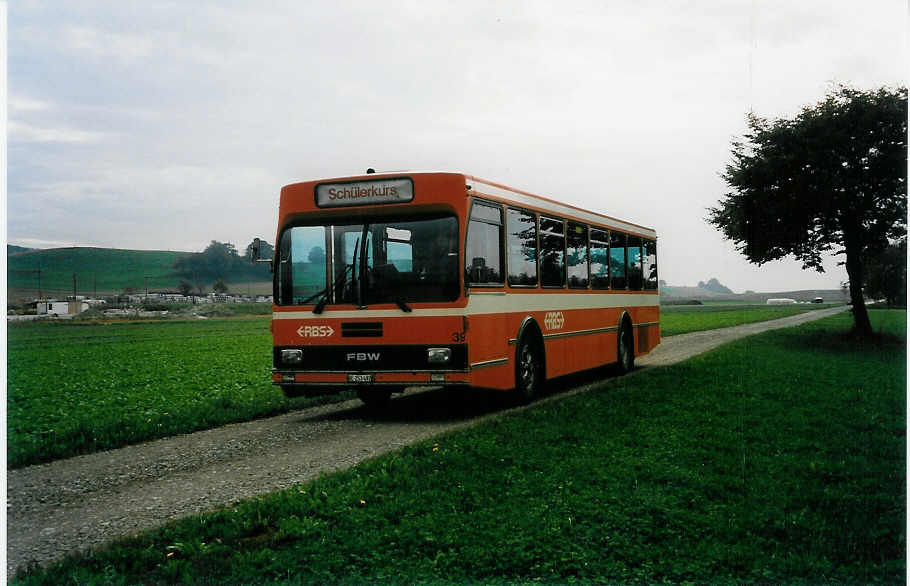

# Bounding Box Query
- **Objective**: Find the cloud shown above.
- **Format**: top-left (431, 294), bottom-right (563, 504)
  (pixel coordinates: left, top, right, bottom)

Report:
top-left (9, 120), bottom-right (112, 144)
top-left (8, 163), bottom-right (281, 252)
top-left (9, 95), bottom-right (53, 112)
top-left (7, 1), bottom-right (906, 292)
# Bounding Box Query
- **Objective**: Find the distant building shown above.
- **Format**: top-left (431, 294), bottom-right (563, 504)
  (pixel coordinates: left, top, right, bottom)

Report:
top-left (766, 298), bottom-right (797, 305)
top-left (37, 300), bottom-right (90, 316)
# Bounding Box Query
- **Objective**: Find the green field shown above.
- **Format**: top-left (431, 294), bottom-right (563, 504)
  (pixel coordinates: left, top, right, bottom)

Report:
top-left (7, 247), bottom-right (273, 298)
top-left (8, 247), bottom-right (185, 296)
top-left (6, 317), bottom-right (344, 468)
top-left (13, 310), bottom-right (905, 584)
top-left (660, 303), bottom-right (841, 336)
top-left (8, 304), bottom-right (844, 468)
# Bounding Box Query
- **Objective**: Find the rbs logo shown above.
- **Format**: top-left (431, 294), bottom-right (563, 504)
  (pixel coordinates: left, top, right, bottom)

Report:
top-left (297, 325), bottom-right (335, 338)
top-left (544, 311), bottom-right (565, 331)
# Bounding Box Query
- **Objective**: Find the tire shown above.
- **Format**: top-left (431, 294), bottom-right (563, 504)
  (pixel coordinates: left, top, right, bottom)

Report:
top-left (357, 388), bottom-right (392, 408)
top-left (281, 384), bottom-right (306, 398)
top-left (616, 322), bottom-right (634, 375)
top-left (514, 335), bottom-right (542, 404)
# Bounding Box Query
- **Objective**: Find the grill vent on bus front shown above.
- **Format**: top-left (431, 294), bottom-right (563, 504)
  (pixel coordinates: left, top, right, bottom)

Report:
top-left (342, 322), bottom-right (383, 337)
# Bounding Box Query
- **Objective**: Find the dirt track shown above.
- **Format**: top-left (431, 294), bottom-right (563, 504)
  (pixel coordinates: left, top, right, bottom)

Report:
top-left (7, 305), bottom-right (848, 577)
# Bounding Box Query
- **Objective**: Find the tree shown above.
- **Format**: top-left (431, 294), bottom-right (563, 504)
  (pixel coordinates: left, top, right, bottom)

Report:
top-left (177, 280), bottom-right (193, 296)
top-left (708, 85), bottom-right (907, 336)
top-left (201, 241), bottom-right (237, 280)
top-left (174, 241), bottom-right (247, 283)
top-left (213, 279), bottom-right (228, 294)
top-left (698, 278), bottom-right (733, 295)
top-left (865, 238), bottom-right (907, 307)
top-left (308, 246), bottom-right (326, 265)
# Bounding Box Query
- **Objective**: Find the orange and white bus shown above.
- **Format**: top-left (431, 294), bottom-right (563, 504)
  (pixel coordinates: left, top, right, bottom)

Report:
top-left (265, 171), bottom-right (659, 406)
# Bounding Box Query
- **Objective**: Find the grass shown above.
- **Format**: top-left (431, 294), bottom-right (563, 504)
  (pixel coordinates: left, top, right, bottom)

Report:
top-left (14, 310), bottom-right (906, 584)
top-left (7, 303), bottom-right (845, 469)
top-left (660, 303), bottom-right (841, 336)
top-left (6, 317), bottom-right (347, 468)
top-left (7, 247), bottom-right (185, 296)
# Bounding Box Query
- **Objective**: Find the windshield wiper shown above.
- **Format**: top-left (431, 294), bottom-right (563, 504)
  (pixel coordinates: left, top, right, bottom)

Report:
top-left (394, 297), bottom-right (412, 313)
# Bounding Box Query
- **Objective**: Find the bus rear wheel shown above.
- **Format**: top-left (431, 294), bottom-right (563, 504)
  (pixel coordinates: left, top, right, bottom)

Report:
top-left (616, 323), bottom-right (634, 375)
top-left (514, 337), bottom-right (542, 404)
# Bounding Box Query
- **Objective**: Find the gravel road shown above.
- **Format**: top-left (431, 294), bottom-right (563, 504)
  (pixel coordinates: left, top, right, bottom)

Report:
top-left (7, 305), bottom-right (848, 577)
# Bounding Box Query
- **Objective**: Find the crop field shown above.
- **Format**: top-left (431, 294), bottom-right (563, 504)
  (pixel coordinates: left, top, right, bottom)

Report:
top-left (660, 303), bottom-right (841, 336)
top-left (8, 304), bottom-right (843, 468)
top-left (14, 310), bottom-right (905, 584)
top-left (6, 317), bottom-right (342, 468)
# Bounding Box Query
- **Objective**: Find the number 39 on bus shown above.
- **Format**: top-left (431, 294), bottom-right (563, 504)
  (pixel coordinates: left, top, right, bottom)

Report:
top-left (254, 171), bottom-right (659, 407)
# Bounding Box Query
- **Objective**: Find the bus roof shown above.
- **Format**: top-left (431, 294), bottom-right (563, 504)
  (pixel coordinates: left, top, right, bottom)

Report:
top-left (283, 171), bottom-right (657, 239)
top-left (464, 174), bottom-right (656, 238)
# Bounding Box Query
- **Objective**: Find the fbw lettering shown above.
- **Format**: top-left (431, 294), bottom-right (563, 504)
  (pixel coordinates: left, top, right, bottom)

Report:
top-left (346, 352), bottom-right (381, 362)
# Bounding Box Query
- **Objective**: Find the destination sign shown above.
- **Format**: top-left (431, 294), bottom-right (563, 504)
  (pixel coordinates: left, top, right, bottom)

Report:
top-left (315, 178), bottom-right (414, 208)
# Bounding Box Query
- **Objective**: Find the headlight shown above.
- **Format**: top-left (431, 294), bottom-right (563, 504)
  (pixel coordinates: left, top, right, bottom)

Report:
top-left (281, 349), bottom-right (303, 364)
top-left (427, 347), bottom-right (451, 364)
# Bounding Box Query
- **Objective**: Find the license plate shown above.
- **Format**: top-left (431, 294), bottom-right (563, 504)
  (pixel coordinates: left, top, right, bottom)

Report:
top-left (347, 374), bottom-right (373, 383)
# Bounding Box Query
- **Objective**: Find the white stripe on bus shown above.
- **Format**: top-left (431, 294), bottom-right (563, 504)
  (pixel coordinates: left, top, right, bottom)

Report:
top-left (273, 293), bottom-right (659, 320)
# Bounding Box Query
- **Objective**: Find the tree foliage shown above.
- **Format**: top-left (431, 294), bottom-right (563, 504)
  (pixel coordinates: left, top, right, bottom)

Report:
top-left (308, 246), bottom-right (326, 265)
top-left (709, 85), bottom-right (907, 334)
top-left (174, 240), bottom-right (271, 286)
top-left (865, 239), bottom-right (907, 307)
top-left (698, 278), bottom-right (733, 295)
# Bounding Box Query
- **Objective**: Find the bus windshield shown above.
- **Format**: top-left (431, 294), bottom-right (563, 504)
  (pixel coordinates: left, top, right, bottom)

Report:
top-left (277, 215), bottom-right (459, 306)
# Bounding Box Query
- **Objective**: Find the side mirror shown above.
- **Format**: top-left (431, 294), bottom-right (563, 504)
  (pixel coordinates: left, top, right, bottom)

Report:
top-left (250, 238), bottom-right (274, 269)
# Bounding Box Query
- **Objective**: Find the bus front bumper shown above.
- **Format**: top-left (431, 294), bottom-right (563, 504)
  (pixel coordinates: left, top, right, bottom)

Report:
top-left (271, 369), bottom-right (472, 387)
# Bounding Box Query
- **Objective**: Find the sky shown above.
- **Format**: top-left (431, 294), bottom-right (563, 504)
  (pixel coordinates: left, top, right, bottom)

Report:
top-left (5, 0), bottom-right (907, 293)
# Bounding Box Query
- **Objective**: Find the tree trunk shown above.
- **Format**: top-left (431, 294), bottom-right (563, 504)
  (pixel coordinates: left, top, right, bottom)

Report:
top-left (844, 241), bottom-right (873, 337)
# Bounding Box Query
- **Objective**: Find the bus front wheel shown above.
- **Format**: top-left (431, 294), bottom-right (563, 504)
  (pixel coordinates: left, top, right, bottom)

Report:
top-left (281, 385), bottom-right (306, 398)
top-left (357, 388), bottom-right (392, 408)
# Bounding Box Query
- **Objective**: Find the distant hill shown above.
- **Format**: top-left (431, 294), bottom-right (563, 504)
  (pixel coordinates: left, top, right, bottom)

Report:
top-left (8, 244), bottom-right (35, 255)
top-left (7, 247), bottom-right (272, 299)
top-left (660, 282), bottom-right (847, 304)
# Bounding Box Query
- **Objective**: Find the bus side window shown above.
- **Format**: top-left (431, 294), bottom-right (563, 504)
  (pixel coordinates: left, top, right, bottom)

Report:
top-left (627, 235), bottom-right (643, 290)
top-left (590, 229), bottom-right (609, 289)
top-left (507, 208), bottom-right (538, 287)
top-left (644, 239), bottom-right (658, 290)
top-left (540, 216), bottom-right (566, 288)
top-left (610, 231), bottom-right (627, 290)
top-left (567, 222), bottom-right (588, 288)
top-left (465, 202), bottom-right (504, 285)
